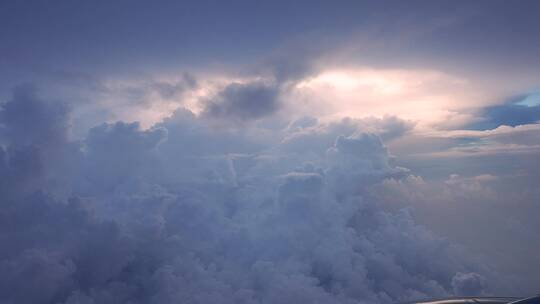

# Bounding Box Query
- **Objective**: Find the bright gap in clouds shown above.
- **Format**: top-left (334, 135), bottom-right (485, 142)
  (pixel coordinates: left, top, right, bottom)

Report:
top-left (291, 68), bottom-right (492, 130)
top-left (98, 67), bottom-right (508, 133)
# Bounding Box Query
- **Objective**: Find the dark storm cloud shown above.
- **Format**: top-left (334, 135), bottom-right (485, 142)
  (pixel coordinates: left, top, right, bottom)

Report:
top-left (202, 82), bottom-right (281, 122)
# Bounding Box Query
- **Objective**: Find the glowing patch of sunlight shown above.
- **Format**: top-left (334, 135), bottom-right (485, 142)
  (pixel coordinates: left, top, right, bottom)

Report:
top-left (292, 67), bottom-right (486, 129)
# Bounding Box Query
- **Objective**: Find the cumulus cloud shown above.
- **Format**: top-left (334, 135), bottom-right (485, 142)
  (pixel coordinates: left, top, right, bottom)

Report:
top-left (280, 116), bottom-right (414, 156)
top-left (0, 87), bottom-right (512, 304)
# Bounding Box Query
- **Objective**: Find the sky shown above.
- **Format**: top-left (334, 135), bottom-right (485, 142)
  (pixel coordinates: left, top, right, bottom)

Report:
top-left (1, 1), bottom-right (539, 303)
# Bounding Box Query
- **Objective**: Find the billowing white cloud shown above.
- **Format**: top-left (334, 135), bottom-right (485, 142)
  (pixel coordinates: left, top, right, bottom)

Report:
top-left (0, 87), bottom-right (510, 304)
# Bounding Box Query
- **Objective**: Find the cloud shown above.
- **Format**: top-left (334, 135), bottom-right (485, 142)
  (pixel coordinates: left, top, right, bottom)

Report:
top-left (467, 93), bottom-right (540, 130)
top-left (75, 73), bottom-right (200, 130)
top-left (79, 121), bottom-right (167, 194)
top-left (0, 85), bottom-right (83, 199)
top-left (452, 272), bottom-right (487, 296)
top-left (0, 84), bottom-right (69, 148)
top-left (280, 116), bottom-right (414, 156)
top-left (2, 2), bottom-right (540, 302)
top-left (201, 81), bottom-right (281, 123)
top-left (0, 88), bottom-right (522, 304)
top-left (0, 192), bottom-right (131, 304)
top-left (373, 172), bottom-right (540, 294)
top-left (413, 123), bottom-right (540, 157)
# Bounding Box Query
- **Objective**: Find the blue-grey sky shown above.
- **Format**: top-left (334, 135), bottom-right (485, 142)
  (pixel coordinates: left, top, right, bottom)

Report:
top-left (1, 1), bottom-right (539, 303)
top-left (2, 1), bottom-right (540, 75)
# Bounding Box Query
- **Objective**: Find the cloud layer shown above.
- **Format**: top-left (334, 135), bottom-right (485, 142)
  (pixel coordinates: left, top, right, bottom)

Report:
top-left (0, 87), bottom-right (506, 304)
